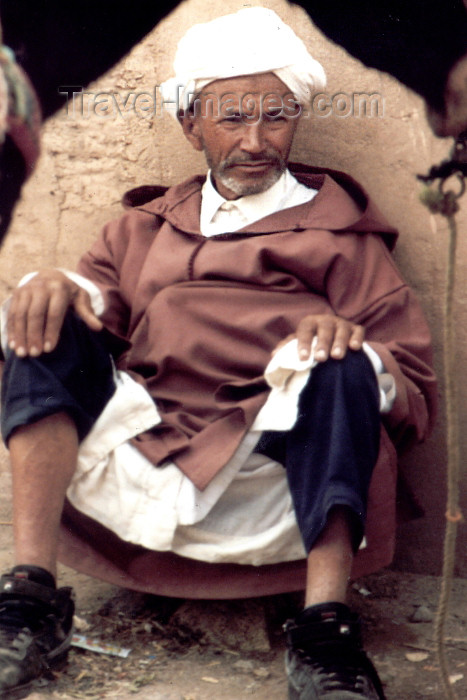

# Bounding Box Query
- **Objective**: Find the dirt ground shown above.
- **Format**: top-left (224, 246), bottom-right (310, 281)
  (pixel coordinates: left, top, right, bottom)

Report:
top-left (0, 466), bottom-right (466, 700)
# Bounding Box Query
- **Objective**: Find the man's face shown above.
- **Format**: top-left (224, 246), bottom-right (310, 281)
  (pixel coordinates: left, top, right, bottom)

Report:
top-left (181, 73), bottom-right (301, 200)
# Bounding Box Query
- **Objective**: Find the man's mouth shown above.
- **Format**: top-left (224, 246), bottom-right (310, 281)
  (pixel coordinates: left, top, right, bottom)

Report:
top-left (229, 161), bottom-right (274, 170)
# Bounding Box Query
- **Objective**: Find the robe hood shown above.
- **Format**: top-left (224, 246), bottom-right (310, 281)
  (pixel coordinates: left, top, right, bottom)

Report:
top-left (122, 163), bottom-right (399, 250)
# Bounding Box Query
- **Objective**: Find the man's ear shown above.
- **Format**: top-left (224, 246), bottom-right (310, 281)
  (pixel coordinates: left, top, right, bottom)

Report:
top-left (179, 111), bottom-right (204, 152)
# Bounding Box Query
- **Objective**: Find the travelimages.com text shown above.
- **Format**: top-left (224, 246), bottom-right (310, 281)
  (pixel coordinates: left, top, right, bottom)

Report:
top-left (58, 86), bottom-right (385, 120)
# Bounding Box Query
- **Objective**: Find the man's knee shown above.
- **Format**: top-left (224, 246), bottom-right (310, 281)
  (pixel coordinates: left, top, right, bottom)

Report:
top-left (314, 349), bottom-right (378, 394)
top-left (297, 349), bottom-right (380, 425)
top-left (1, 311), bottom-right (116, 444)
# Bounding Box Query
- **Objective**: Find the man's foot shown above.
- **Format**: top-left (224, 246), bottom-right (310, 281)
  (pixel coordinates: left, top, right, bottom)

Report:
top-left (284, 602), bottom-right (386, 699)
top-left (0, 567), bottom-right (74, 696)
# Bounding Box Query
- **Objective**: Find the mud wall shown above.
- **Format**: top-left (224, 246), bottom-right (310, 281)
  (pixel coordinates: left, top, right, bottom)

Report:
top-left (1, 0), bottom-right (466, 576)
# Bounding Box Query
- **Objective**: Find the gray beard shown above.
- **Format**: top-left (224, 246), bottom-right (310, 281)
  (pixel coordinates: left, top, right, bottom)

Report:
top-left (215, 166), bottom-right (284, 197)
top-left (206, 149), bottom-right (287, 197)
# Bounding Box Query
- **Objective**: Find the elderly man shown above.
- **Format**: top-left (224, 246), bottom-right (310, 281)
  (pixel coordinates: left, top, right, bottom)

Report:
top-left (0, 8), bottom-right (436, 699)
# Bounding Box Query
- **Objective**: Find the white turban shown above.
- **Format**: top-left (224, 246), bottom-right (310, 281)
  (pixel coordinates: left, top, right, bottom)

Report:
top-left (160, 7), bottom-right (326, 118)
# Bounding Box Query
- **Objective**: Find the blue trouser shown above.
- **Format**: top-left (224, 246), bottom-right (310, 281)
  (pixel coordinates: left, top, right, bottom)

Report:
top-left (1, 312), bottom-right (116, 442)
top-left (1, 312), bottom-right (381, 555)
top-left (254, 352), bottom-right (380, 553)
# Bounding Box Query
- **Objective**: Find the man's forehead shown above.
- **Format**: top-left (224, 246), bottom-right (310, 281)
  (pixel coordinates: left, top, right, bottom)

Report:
top-left (199, 73), bottom-right (292, 97)
top-left (190, 73), bottom-right (301, 121)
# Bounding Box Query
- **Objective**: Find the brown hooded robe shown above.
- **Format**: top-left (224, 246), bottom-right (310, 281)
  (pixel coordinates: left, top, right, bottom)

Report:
top-left (58, 165), bottom-right (437, 599)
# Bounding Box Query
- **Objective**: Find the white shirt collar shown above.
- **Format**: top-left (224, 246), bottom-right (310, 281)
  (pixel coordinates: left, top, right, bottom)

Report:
top-left (200, 169), bottom-right (317, 237)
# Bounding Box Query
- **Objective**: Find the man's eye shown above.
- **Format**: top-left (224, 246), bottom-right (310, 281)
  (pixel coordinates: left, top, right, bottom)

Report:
top-left (265, 111), bottom-right (286, 122)
top-left (221, 115), bottom-right (243, 123)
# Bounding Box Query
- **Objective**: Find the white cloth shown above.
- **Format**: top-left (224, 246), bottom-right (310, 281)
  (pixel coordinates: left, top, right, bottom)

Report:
top-left (66, 375), bottom-right (306, 564)
top-left (64, 336), bottom-right (393, 564)
top-left (200, 169), bottom-right (317, 236)
top-left (160, 7), bottom-right (326, 118)
top-left (253, 339), bottom-right (396, 431)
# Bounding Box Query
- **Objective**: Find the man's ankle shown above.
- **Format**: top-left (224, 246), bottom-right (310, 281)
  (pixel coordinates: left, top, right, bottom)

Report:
top-left (9, 565), bottom-right (56, 589)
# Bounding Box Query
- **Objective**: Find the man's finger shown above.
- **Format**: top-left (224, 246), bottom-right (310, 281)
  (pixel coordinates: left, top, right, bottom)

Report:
top-left (328, 322), bottom-right (365, 359)
top-left (296, 318), bottom-right (319, 360)
top-left (7, 288), bottom-right (35, 357)
top-left (310, 317), bottom-right (336, 361)
top-left (42, 291), bottom-right (72, 353)
top-left (349, 324), bottom-right (365, 350)
top-left (24, 290), bottom-right (54, 356)
top-left (72, 289), bottom-right (103, 332)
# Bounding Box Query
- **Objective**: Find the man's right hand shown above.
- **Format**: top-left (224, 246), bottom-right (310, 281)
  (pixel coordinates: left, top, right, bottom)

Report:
top-left (6, 269), bottom-right (103, 357)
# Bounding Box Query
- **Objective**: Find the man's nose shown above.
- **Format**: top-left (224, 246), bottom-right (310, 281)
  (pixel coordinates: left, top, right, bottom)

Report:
top-left (239, 123), bottom-right (265, 153)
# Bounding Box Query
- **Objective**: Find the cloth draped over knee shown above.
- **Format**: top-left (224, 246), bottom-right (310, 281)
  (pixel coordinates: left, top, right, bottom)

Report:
top-left (254, 345), bottom-right (384, 554)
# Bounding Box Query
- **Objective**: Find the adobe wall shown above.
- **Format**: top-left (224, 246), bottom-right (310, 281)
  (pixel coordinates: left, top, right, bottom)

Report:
top-left (1, 0), bottom-right (466, 575)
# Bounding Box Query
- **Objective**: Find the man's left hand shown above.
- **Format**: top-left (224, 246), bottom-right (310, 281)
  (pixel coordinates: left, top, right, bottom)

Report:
top-left (274, 314), bottom-right (365, 362)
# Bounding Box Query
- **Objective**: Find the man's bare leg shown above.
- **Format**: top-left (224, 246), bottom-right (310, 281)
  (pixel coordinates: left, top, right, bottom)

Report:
top-left (304, 505), bottom-right (354, 607)
top-left (0, 412), bottom-right (77, 693)
top-left (8, 412), bottom-right (78, 579)
top-left (286, 507), bottom-right (385, 698)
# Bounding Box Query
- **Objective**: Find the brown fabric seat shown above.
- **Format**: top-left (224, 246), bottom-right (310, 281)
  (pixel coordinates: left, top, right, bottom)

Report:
top-left (58, 432), bottom-right (397, 599)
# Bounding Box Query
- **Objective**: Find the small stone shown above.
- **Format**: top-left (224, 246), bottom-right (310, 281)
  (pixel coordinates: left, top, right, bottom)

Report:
top-left (233, 659), bottom-right (255, 673)
top-left (449, 674), bottom-right (464, 685)
top-left (405, 652), bottom-right (429, 662)
top-left (73, 614), bottom-right (90, 631)
top-left (352, 583), bottom-right (372, 597)
top-left (409, 605), bottom-right (433, 623)
top-left (253, 667), bottom-right (270, 678)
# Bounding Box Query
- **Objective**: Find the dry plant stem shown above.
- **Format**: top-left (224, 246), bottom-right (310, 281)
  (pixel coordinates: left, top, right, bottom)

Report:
top-left (434, 212), bottom-right (461, 700)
